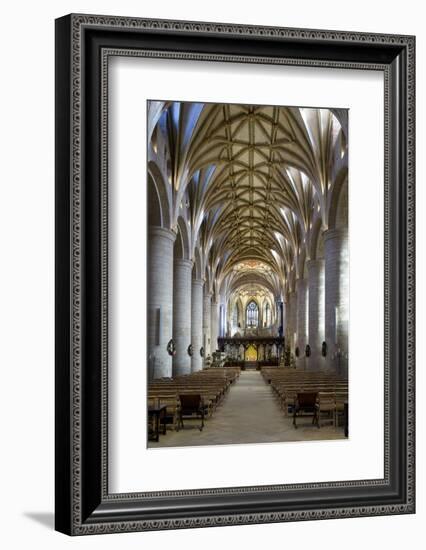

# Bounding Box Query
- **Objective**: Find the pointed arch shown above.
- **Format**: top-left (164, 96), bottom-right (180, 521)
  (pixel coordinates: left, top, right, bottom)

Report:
top-left (147, 172), bottom-right (162, 227)
top-left (309, 217), bottom-right (325, 260)
top-left (246, 300), bottom-right (259, 328)
top-left (174, 216), bottom-right (191, 260)
top-left (327, 172), bottom-right (348, 230)
top-left (334, 179), bottom-right (349, 229)
top-left (193, 246), bottom-right (203, 279)
top-left (148, 160), bottom-right (172, 229)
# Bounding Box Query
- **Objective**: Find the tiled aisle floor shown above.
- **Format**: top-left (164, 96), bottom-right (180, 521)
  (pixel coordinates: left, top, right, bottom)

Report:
top-left (149, 370), bottom-right (346, 448)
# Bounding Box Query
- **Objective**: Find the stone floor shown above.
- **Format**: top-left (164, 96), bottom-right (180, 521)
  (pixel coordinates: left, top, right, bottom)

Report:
top-left (148, 370), bottom-right (346, 448)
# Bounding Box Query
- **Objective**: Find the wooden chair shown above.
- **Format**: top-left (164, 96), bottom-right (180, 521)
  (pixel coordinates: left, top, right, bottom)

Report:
top-left (148, 395), bottom-right (180, 431)
top-left (335, 392), bottom-right (349, 427)
top-left (178, 394), bottom-right (205, 431)
top-left (293, 392), bottom-right (318, 428)
top-left (316, 392), bottom-right (336, 427)
top-left (282, 388), bottom-right (301, 416)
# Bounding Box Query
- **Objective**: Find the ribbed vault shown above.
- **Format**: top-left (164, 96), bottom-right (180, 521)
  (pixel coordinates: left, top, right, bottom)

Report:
top-left (148, 101), bottom-right (348, 323)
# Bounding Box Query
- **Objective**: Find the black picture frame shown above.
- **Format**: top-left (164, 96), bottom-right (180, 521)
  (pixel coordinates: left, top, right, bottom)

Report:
top-left (55, 13), bottom-right (415, 535)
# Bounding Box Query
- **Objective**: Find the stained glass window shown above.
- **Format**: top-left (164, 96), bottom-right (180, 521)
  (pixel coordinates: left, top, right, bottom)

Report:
top-left (246, 301), bottom-right (258, 327)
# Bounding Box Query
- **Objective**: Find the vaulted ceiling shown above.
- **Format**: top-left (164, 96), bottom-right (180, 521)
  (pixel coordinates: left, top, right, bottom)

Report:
top-left (148, 101), bottom-right (348, 302)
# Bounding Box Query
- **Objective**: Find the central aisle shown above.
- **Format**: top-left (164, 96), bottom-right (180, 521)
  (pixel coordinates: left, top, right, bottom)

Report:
top-left (150, 370), bottom-right (343, 448)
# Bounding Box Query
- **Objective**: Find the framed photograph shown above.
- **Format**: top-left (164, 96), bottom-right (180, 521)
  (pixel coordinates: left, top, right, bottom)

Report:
top-left (55, 14), bottom-right (415, 535)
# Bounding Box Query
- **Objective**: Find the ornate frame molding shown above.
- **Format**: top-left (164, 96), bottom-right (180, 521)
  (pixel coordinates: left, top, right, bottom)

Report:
top-left (55, 14), bottom-right (415, 535)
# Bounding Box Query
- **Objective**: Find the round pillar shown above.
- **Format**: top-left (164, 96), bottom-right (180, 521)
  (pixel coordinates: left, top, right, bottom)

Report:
top-left (191, 279), bottom-right (204, 372)
top-left (210, 300), bottom-right (219, 354)
top-left (147, 227), bottom-right (176, 379)
top-left (203, 292), bottom-right (212, 363)
top-left (307, 258), bottom-right (325, 370)
top-left (284, 296), bottom-right (290, 341)
top-left (324, 228), bottom-right (349, 373)
top-left (172, 259), bottom-right (193, 376)
top-left (296, 278), bottom-right (308, 369)
top-left (288, 291), bottom-right (297, 355)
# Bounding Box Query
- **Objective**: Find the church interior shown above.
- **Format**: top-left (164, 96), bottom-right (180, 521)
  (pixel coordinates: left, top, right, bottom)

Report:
top-left (147, 100), bottom-right (349, 447)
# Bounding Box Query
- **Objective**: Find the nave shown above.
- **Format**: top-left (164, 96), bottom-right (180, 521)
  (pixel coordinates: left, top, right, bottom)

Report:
top-left (149, 369), bottom-right (346, 448)
top-left (147, 101), bottom-right (349, 446)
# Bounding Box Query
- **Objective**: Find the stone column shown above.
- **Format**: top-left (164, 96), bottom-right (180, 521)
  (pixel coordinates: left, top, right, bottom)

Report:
top-left (282, 300), bottom-right (286, 336)
top-left (191, 278), bottom-right (204, 372)
top-left (147, 227), bottom-right (176, 379)
top-left (288, 291), bottom-right (298, 354)
top-left (172, 259), bottom-right (193, 376)
top-left (210, 299), bottom-right (219, 354)
top-left (218, 293), bottom-right (226, 338)
top-left (307, 258), bottom-right (325, 370)
top-left (284, 296), bottom-right (290, 341)
top-left (296, 278), bottom-right (308, 369)
top-left (324, 228), bottom-right (349, 373)
top-left (279, 301), bottom-right (284, 337)
top-left (203, 292), bottom-right (212, 363)
top-left (276, 300), bottom-right (280, 328)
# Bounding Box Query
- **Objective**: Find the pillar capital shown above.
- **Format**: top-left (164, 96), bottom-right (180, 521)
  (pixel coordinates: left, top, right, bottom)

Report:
top-left (307, 257), bottom-right (325, 272)
top-left (148, 226), bottom-right (176, 243)
top-left (288, 289), bottom-right (297, 300)
top-left (295, 277), bottom-right (308, 289)
top-left (192, 278), bottom-right (204, 288)
top-left (174, 258), bottom-right (193, 270)
top-left (323, 227), bottom-right (348, 242)
top-left (307, 257), bottom-right (325, 266)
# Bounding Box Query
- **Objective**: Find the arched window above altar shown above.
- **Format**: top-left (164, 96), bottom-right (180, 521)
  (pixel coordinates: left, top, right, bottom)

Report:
top-left (246, 301), bottom-right (259, 327)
